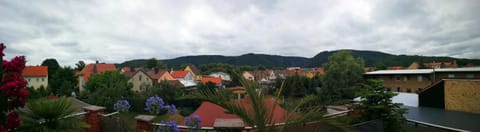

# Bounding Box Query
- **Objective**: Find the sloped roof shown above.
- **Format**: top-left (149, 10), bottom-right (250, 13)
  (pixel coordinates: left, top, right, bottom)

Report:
top-left (78, 63), bottom-right (116, 82)
top-left (22, 66), bottom-right (48, 77)
top-left (201, 77), bottom-right (222, 84)
top-left (146, 69), bottom-right (166, 80)
top-left (185, 65), bottom-right (201, 75)
top-left (183, 100), bottom-right (288, 127)
top-left (171, 71), bottom-right (189, 78)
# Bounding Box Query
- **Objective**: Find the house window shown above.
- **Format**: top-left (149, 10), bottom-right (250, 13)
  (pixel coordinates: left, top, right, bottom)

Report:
top-left (397, 87), bottom-right (400, 92)
top-left (28, 78), bottom-right (31, 82)
top-left (395, 76), bottom-right (401, 81)
top-left (467, 74), bottom-right (475, 78)
top-left (403, 76), bottom-right (408, 81)
top-left (139, 75), bottom-right (142, 81)
top-left (417, 75), bottom-right (423, 82)
top-left (448, 74), bottom-right (455, 78)
top-left (36, 78), bottom-right (39, 82)
top-left (41, 78), bottom-right (44, 82)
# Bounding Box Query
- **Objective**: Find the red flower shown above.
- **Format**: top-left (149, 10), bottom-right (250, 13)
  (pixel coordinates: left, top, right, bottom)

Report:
top-left (3, 56), bottom-right (26, 73)
top-left (6, 112), bottom-right (20, 129)
top-left (0, 125), bottom-right (5, 132)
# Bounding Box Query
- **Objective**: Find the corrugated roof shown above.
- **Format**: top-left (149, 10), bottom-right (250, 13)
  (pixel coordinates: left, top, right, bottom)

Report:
top-left (22, 66), bottom-right (48, 77)
top-left (365, 67), bottom-right (480, 75)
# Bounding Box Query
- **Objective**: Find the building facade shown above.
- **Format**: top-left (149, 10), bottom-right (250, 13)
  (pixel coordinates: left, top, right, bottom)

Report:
top-left (365, 67), bottom-right (480, 93)
top-left (22, 66), bottom-right (48, 89)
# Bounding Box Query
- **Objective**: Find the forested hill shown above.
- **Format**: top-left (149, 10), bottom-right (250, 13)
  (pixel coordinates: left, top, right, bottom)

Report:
top-left (118, 50), bottom-right (480, 68)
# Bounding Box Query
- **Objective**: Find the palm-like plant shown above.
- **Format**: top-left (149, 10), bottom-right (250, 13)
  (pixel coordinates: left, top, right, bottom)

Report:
top-left (183, 77), bottom-right (351, 132)
top-left (17, 97), bottom-right (89, 132)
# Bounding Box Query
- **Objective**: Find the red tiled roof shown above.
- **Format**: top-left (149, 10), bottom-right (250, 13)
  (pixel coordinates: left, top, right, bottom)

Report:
top-left (201, 77), bottom-right (222, 84)
top-left (78, 63), bottom-right (116, 82)
top-left (387, 66), bottom-right (405, 70)
top-left (22, 66), bottom-right (48, 77)
top-left (183, 100), bottom-right (288, 127)
top-left (171, 71), bottom-right (189, 78)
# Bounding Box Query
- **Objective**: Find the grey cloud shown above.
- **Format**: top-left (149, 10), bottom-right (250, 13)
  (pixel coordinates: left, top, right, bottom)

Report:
top-left (1, 0), bottom-right (479, 66)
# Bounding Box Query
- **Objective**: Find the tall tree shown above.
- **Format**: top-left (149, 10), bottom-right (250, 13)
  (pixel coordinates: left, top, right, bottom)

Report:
top-left (41, 58), bottom-right (60, 77)
top-left (83, 71), bottom-right (133, 112)
top-left (49, 67), bottom-right (77, 96)
top-left (146, 58), bottom-right (159, 69)
top-left (75, 61), bottom-right (86, 71)
top-left (321, 50), bottom-right (364, 100)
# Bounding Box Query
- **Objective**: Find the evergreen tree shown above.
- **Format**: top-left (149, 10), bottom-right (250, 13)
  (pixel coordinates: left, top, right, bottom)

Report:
top-left (355, 79), bottom-right (407, 131)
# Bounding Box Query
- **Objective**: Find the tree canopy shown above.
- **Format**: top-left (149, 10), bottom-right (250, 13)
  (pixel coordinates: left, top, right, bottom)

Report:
top-left (321, 50), bottom-right (364, 100)
top-left (82, 71), bottom-right (133, 112)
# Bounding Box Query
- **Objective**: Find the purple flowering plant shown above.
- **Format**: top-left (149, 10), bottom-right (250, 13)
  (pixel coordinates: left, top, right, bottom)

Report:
top-left (113, 99), bottom-right (131, 112)
top-left (184, 115), bottom-right (202, 131)
top-left (145, 96), bottom-right (177, 115)
top-left (157, 120), bottom-right (179, 132)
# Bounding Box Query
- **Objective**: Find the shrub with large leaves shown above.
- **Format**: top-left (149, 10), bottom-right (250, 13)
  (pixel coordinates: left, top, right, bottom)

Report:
top-left (17, 97), bottom-right (89, 131)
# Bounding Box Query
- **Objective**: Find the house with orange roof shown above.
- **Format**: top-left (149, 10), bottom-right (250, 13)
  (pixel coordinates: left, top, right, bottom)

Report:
top-left (22, 66), bottom-right (48, 89)
top-left (146, 70), bottom-right (174, 82)
top-left (171, 70), bottom-right (196, 87)
top-left (77, 62), bottom-right (116, 92)
top-left (201, 77), bottom-right (223, 88)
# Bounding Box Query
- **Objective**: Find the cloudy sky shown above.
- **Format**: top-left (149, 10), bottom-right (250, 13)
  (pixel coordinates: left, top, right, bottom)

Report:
top-left (1, 0), bottom-right (479, 66)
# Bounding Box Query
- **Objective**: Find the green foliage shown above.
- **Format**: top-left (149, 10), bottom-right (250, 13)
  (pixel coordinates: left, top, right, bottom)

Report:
top-left (82, 71), bottom-right (133, 112)
top-left (75, 61), bottom-right (86, 71)
top-left (49, 66), bottom-right (78, 96)
top-left (18, 97), bottom-right (89, 131)
top-left (355, 79), bottom-right (407, 131)
top-left (146, 80), bottom-right (184, 104)
top-left (41, 58), bottom-right (60, 77)
top-left (321, 50), bottom-right (364, 100)
top-left (146, 58), bottom-right (159, 69)
top-left (26, 86), bottom-right (49, 100)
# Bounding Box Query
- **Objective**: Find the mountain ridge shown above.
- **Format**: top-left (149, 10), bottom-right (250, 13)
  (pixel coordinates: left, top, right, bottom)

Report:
top-left (117, 49), bottom-right (480, 68)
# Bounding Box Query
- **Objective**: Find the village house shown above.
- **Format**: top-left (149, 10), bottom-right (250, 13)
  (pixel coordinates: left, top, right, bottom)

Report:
top-left (303, 68), bottom-right (324, 78)
top-left (208, 72), bottom-right (231, 81)
top-left (77, 62), bottom-right (116, 92)
top-left (171, 70), bottom-right (196, 88)
top-left (184, 65), bottom-right (202, 82)
top-left (123, 70), bottom-right (154, 93)
top-left (22, 66), bottom-right (48, 89)
top-left (364, 67), bottom-right (480, 93)
top-left (242, 71), bottom-right (254, 81)
top-left (201, 77), bottom-right (223, 88)
top-left (145, 69), bottom-right (174, 82)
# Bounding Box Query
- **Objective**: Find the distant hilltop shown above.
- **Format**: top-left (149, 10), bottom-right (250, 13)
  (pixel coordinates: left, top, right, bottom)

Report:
top-left (118, 49), bottom-right (480, 68)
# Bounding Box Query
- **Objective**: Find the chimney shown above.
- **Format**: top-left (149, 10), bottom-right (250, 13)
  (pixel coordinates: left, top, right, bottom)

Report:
top-left (170, 68), bottom-right (173, 74)
top-left (96, 60), bottom-right (99, 64)
top-left (93, 64), bottom-right (98, 73)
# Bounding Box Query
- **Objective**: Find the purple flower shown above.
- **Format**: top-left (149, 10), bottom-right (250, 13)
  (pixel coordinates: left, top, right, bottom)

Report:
top-left (145, 96), bottom-right (165, 114)
top-left (157, 120), bottom-right (179, 132)
top-left (185, 115), bottom-right (202, 129)
top-left (170, 104), bottom-right (177, 115)
top-left (114, 99), bottom-right (131, 112)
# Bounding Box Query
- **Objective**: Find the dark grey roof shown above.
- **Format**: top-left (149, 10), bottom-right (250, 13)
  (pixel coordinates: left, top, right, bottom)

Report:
top-left (404, 106), bottom-right (480, 131)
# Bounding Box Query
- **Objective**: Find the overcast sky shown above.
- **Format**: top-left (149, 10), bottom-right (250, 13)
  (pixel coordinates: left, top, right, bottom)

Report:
top-left (1, 0), bottom-right (479, 66)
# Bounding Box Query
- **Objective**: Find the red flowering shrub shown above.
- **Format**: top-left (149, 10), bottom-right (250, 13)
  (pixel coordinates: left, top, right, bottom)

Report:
top-left (0, 43), bottom-right (29, 131)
